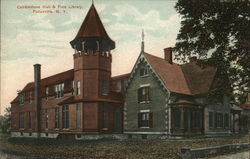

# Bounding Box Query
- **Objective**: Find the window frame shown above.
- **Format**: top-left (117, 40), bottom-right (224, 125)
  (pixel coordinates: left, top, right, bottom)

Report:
top-left (140, 67), bottom-right (149, 77)
top-left (209, 112), bottom-right (214, 128)
top-left (138, 86), bottom-right (151, 103)
top-left (55, 108), bottom-right (60, 129)
top-left (62, 105), bottom-right (69, 129)
top-left (45, 109), bottom-right (49, 129)
top-left (19, 92), bottom-right (25, 105)
top-left (76, 103), bottom-right (82, 129)
top-left (19, 112), bottom-right (25, 129)
top-left (55, 83), bottom-right (64, 98)
top-left (138, 111), bottom-right (153, 128)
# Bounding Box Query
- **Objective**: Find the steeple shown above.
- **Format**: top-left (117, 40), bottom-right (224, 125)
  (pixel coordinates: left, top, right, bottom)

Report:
top-left (141, 29), bottom-right (145, 53)
top-left (70, 3), bottom-right (115, 52)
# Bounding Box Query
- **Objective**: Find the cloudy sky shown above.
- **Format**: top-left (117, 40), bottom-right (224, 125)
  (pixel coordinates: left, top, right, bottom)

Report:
top-left (0, 0), bottom-right (180, 115)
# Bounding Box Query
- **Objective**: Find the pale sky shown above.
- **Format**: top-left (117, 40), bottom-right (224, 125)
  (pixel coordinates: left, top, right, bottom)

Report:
top-left (0, 0), bottom-right (180, 115)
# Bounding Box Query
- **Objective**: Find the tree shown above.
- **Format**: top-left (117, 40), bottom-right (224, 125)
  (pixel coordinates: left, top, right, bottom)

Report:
top-left (1, 107), bottom-right (11, 133)
top-left (174, 0), bottom-right (250, 101)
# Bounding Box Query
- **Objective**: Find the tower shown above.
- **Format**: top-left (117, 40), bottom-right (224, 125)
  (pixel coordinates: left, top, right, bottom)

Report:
top-left (70, 4), bottom-right (115, 99)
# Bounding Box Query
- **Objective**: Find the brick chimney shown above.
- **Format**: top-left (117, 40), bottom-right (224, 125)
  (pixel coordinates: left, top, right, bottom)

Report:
top-left (34, 64), bottom-right (41, 138)
top-left (164, 47), bottom-right (172, 64)
top-left (189, 56), bottom-right (197, 63)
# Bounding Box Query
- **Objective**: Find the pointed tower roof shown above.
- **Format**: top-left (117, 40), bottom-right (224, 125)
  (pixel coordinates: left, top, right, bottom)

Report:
top-left (70, 4), bottom-right (115, 51)
top-left (75, 4), bottom-right (111, 39)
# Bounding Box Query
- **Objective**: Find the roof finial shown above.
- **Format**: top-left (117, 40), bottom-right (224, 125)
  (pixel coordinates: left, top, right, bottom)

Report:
top-left (141, 29), bottom-right (145, 53)
top-left (92, 0), bottom-right (94, 5)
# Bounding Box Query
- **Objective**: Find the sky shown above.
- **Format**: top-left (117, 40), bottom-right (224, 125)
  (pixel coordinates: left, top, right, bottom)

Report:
top-left (0, 0), bottom-right (181, 115)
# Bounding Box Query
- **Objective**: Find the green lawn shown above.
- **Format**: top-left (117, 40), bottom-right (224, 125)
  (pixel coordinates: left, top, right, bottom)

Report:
top-left (0, 133), bottom-right (249, 159)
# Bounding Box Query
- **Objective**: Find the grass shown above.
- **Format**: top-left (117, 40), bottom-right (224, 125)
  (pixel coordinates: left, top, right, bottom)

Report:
top-left (0, 133), bottom-right (249, 159)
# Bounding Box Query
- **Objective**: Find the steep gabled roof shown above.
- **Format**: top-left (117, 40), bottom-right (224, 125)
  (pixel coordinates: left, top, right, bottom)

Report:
top-left (74, 4), bottom-right (113, 41)
top-left (130, 52), bottom-right (217, 95)
top-left (143, 53), bottom-right (191, 94)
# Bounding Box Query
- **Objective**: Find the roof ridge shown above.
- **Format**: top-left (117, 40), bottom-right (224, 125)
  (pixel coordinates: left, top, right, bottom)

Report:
top-left (42, 69), bottom-right (73, 81)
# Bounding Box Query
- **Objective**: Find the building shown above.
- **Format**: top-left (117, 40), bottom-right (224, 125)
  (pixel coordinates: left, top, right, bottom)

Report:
top-left (10, 4), bottom-right (130, 138)
top-left (124, 45), bottom-right (241, 139)
top-left (10, 3), bottom-right (242, 140)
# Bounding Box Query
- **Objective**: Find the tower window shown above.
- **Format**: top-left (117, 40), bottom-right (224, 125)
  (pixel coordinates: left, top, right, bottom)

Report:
top-left (76, 81), bottom-right (81, 95)
top-left (55, 83), bottom-right (64, 98)
top-left (101, 80), bottom-right (109, 95)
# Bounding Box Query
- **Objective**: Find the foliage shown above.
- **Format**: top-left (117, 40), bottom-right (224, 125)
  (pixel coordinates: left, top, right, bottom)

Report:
top-left (174, 0), bottom-right (250, 101)
top-left (0, 107), bottom-right (11, 133)
top-left (0, 133), bottom-right (249, 159)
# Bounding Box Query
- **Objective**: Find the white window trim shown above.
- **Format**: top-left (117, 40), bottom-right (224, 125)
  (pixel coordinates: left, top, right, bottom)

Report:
top-left (140, 84), bottom-right (150, 87)
top-left (140, 109), bottom-right (150, 113)
top-left (139, 126), bottom-right (150, 129)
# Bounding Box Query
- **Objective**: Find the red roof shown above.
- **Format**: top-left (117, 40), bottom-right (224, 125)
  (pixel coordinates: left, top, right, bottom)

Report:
top-left (144, 53), bottom-right (217, 95)
top-left (74, 4), bottom-right (112, 41)
top-left (11, 69), bottom-right (74, 103)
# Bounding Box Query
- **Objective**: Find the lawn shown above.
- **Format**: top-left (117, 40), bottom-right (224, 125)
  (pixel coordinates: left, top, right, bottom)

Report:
top-left (0, 133), bottom-right (249, 159)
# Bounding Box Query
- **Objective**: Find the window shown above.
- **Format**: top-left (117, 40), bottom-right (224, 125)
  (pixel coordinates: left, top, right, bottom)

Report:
top-left (116, 80), bottom-right (122, 92)
top-left (140, 67), bottom-right (149, 77)
top-left (19, 92), bottom-right (25, 105)
top-left (76, 103), bottom-right (81, 129)
top-left (29, 91), bottom-right (32, 104)
top-left (45, 109), bottom-right (49, 129)
top-left (102, 103), bottom-right (109, 129)
top-left (19, 112), bottom-right (25, 129)
top-left (62, 105), bottom-right (69, 129)
top-left (101, 80), bottom-right (109, 95)
top-left (224, 113), bottom-right (229, 128)
top-left (194, 110), bottom-right (201, 128)
top-left (76, 81), bottom-right (81, 95)
top-left (28, 112), bottom-right (31, 129)
top-left (209, 112), bottom-right (214, 128)
top-left (172, 108), bottom-right (181, 128)
top-left (138, 112), bottom-right (153, 128)
top-left (138, 86), bottom-right (150, 102)
top-left (55, 108), bottom-right (60, 129)
top-left (45, 87), bottom-right (49, 100)
top-left (55, 83), bottom-right (64, 98)
top-left (215, 113), bottom-right (223, 128)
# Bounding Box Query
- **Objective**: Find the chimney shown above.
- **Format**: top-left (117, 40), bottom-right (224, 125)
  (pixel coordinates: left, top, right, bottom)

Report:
top-left (189, 56), bottom-right (197, 63)
top-left (164, 47), bottom-right (172, 64)
top-left (34, 64), bottom-right (41, 138)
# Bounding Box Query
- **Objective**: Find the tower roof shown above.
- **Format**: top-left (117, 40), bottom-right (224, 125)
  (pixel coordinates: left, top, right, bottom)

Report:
top-left (70, 4), bottom-right (115, 51)
top-left (75, 4), bottom-right (112, 39)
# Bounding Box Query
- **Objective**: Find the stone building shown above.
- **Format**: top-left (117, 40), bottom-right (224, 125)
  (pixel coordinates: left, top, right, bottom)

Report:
top-left (10, 4), bottom-right (129, 138)
top-left (124, 45), bottom-right (240, 139)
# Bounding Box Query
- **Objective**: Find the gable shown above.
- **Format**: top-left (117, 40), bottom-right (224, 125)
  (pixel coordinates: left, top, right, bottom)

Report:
top-left (125, 53), bottom-right (170, 97)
